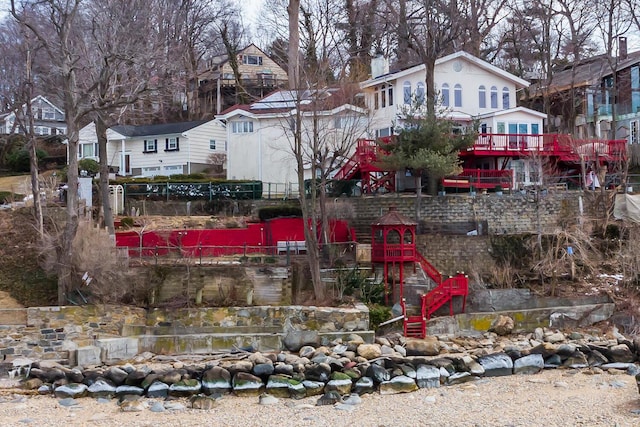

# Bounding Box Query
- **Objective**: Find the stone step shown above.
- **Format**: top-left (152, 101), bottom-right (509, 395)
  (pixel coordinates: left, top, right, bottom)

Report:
top-left (122, 324), bottom-right (283, 336)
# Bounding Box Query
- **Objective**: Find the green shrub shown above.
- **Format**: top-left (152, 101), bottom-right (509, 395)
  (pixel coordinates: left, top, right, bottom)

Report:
top-left (120, 217), bottom-right (135, 228)
top-left (368, 303), bottom-right (392, 330)
top-left (6, 148), bottom-right (48, 172)
top-left (78, 158), bottom-right (100, 176)
top-left (0, 191), bottom-right (24, 203)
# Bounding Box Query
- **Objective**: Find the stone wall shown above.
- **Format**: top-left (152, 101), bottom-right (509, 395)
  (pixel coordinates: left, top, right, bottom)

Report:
top-left (345, 192), bottom-right (580, 242)
top-left (417, 235), bottom-right (493, 277)
top-left (0, 304), bottom-right (369, 366)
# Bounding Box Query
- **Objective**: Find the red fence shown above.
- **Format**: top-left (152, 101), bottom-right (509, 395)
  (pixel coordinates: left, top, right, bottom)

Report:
top-left (116, 218), bottom-right (355, 258)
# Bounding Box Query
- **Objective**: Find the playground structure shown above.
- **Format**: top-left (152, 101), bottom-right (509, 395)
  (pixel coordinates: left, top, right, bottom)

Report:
top-left (371, 207), bottom-right (468, 338)
top-left (334, 135), bottom-right (627, 193)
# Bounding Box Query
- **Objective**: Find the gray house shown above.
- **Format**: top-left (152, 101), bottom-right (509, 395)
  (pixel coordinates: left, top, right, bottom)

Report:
top-left (0, 95), bottom-right (66, 136)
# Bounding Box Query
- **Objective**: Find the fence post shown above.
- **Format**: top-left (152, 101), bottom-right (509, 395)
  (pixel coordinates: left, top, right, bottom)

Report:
top-left (166, 182), bottom-right (169, 202)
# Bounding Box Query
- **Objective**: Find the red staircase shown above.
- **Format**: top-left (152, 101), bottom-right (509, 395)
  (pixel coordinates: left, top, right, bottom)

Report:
top-left (403, 252), bottom-right (469, 338)
top-left (334, 139), bottom-right (396, 193)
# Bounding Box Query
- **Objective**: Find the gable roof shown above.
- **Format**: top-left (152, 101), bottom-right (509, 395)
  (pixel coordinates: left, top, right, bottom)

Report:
top-left (530, 51), bottom-right (640, 95)
top-left (360, 51), bottom-right (530, 89)
top-left (3, 95), bottom-right (65, 119)
top-left (111, 120), bottom-right (209, 138)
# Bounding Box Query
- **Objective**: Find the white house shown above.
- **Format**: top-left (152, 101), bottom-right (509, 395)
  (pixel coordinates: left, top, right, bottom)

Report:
top-left (218, 88), bottom-right (368, 194)
top-left (360, 51), bottom-right (548, 188)
top-left (0, 95), bottom-right (67, 135)
top-left (77, 119), bottom-right (226, 177)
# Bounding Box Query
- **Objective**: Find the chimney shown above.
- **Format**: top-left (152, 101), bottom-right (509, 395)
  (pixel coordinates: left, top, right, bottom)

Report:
top-left (371, 54), bottom-right (389, 79)
top-left (619, 36), bottom-right (628, 60)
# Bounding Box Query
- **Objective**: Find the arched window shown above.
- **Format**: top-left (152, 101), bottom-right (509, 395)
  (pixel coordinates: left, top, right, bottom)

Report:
top-left (454, 84), bottom-right (462, 107)
top-left (441, 83), bottom-right (450, 107)
top-left (502, 87), bottom-right (510, 109)
top-left (478, 85), bottom-right (486, 108)
top-left (490, 86), bottom-right (498, 108)
top-left (416, 82), bottom-right (425, 104)
top-left (403, 81), bottom-right (412, 104)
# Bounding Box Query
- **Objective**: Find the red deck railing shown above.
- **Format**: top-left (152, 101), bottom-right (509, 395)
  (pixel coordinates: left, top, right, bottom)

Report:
top-left (443, 169), bottom-right (513, 189)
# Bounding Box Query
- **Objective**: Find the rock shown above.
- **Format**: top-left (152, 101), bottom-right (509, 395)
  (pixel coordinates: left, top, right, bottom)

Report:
top-left (190, 394), bottom-right (217, 410)
top-left (232, 372), bottom-right (264, 397)
top-left (302, 380), bottom-right (325, 396)
top-left (124, 369), bottom-right (149, 387)
top-left (202, 366), bottom-right (232, 395)
top-left (334, 402), bottom-right (356, 411)
top-left (298, 346), bottom-right (315, 359)
top-left (416, 364), bottom-right (440, 388)
top-left (563, 351), bottom-right (588, 369)
top-left (115, 385), bottom-right (144, 397)
top-left (147, 381), bottom-right (169, 398)
top-left (354, 377), bottom-right (375, 395)
top-left (119, 400), bottom-right (146, 412)
top-left (265, 375), bottom-right (293, 398)
top-left (544, 354), bottom-right (562, 368)
top-left (405, 337), bottom-right (440, 356)
top-left (274, 363), bottom-right (294, 376)
top-left (513, 354), bottom-right (544, 375)
top-left (325, 372), bottom-right (353, 395)
top-left (169, 379), bottom-right (201, 397)
top-left (478, 353), bottom-right (513, 377)
top-left (106, 367), bottom-right (128, 386)
top-left (54, 383), bottom-right (88, 399)
top-left (609, 344), bottom-right (635, 363)
top-left (545, 332), bottom-right (566, 344)
top-left (342, 393), bottom-right (362, 405)
top-left (379, 375), bottom-right (418, 394)
top-left (356, 344), bottom-right (382, 359)
top-left (252, 362), bottom-right (275, 378)
top-left (87, 379), bottom-right (116, 398)
top-left (288, 380), bottom-right (306, 400)
top-left (587, 349), bottom-right (609, 367)
top-left (57, 398), bottom-right (79, 407)
top-left (158, 370), bottom-right (183, 385)
top-left (304, 363), bottom-right (332, 383)
top-left (316, 390), bottom-right (342, 406)
top-left (365, 364), bottom-right (390, 383)
top-left (490, 315), bottom-right (514, 336)
top-left (37, 385), bottom-right (51, 395)
top-left (446, 372), bottom-right (477, 385)
top-left (636, 372), bottom-right (640, 394)
top-left (149, 402), bottom-right (165, 413)
top-left (163, 402), bottom-right (187, 411)
top-left (21, 378), bottom-right (43, 390)
top-left (258, 393), bottom-right (279, 405)
top-left (534, 328), bottom-right (544, 341)
top-left (283, 330), bottom-right (320, 352)
top-left (30, 368), bottom-right (65, 384)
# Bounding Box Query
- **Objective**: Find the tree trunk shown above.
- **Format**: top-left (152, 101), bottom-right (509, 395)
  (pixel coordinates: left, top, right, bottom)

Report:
top-left (287, 0), bottom-right (300, 88)
top-left (95, 115), bottom-right (115, 237)
top-left (28, 134), bottom-right (43, 237)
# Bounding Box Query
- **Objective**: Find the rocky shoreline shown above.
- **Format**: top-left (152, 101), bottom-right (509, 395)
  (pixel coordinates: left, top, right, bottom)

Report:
top-left (8, 321), bottom-right (640, 411)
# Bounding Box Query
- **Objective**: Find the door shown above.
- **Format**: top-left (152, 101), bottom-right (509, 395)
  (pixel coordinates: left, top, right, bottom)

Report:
top-left (124, 154), bottom-right (131, 175)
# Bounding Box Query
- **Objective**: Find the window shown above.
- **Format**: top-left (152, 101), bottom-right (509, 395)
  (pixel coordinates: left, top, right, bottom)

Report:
top-left (478, 85), bottom-right (486, 108)
top-left (531, 124), bottom-right (539, 135)
top-left (209, 139), bottom-right (216, 150)
top-left (416, 82), bottom-right (425, 104)
top-left (632, 66), bottom-right (640, 113)
top-left (242, 54), bottom-right (263, 65)
top-left (165, 137), bottom-right (179, 151)
top-left (631, 120), bottom-right (639, 144)
top-left (403, 81), bottom-right (412, 104)
top-left (144, 139), bottom-right (157, 153)
top-left (375, 127), bottom-right (394, 138)
top-left (381, 85), bottom-right (386, 108)
top-left (78, 143), bottom-right (98, 158)
top-left (42, 107), bottom-right (55, 120)
top-left (490, 86), bottom-right (498, 108)
top-left (441, 83), bottom-right (450, 107)
top-left (232, 121), bottom-right (254, 133)
top-left (388, 86), bottom-right (394, 106)
top-left (374, 87), bottom-right (379, 109)
top-left (454, 84), bottom-right (462, 107)
top-left (35, 126), bottom-right (50, 135)
top-left (502, 87), bottom-right (510, 109)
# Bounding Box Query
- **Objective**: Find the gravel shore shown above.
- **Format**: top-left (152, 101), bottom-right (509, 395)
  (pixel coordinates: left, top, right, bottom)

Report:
top-left (1, 369), bottom-right (639, 427)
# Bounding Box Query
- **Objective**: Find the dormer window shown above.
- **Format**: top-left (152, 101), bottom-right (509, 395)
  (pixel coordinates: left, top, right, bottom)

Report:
top-left (242, 55), bottom-right (263, 65)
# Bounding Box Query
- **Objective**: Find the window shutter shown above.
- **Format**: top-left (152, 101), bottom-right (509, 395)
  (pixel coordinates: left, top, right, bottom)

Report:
top-left (165, 138), bottom-right (168, 151)
top-left (176, 137), bottom-right (180, 150)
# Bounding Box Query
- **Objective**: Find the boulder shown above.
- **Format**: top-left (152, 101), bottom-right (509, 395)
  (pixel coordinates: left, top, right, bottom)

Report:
top-left (302, 380), bottom-right (325, 396)
top-left (354, 377), bottom-right (375, 395)
top-left (365, 364), bottom-right (390, 383)
top-left (416, 364), bottom-right (440, 388)
top-left (356, 344), bottom-right (382, 360)
top-left (265, 375), bottom-right (293, 398)
top-left (115, 385), bottom-right (144, 397)
top-left (478, 353), bottom-right (514, 377)
top-left (169, 379), bottom-right (202, 397)
top-left (379, 375), bottom-right (418, 395)
top-left (54, 383), bottom-right (88, 399)
top-left (87, 379), bottom-right (117, 398)
top-left (147, 381), bottom-right (169, 398)
top-left (609, 344), bottom-right (635, 363)
top-left (325, 372), bottom-right (353, 395)
top-left (283, 330), bottom-right (320, 352)
top-left (490, 315), bottom-right (514, 336)
top-left (201, 366), bottom-right (232, 395)
top-left (405, 337), bottom-right (440, 356)
top-left (513, 354), bottom-right (544, 375)
top-left (190, 394), bottom-right (217, 410)
top-left (232, 372), bottom-right (264, 397)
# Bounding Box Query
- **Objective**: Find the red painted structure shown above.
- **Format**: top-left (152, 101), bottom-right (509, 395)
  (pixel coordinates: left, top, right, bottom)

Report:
top-left (371, 208), bottom-right (468, 338)
top-left (115, 218), bottom-right (355, 257)
top-left (335, 135), bottom-right (627, 192)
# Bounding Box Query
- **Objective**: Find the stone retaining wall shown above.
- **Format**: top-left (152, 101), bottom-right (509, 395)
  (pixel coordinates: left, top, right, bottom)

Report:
top-left (0, 304), bottom-right (370, 366)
